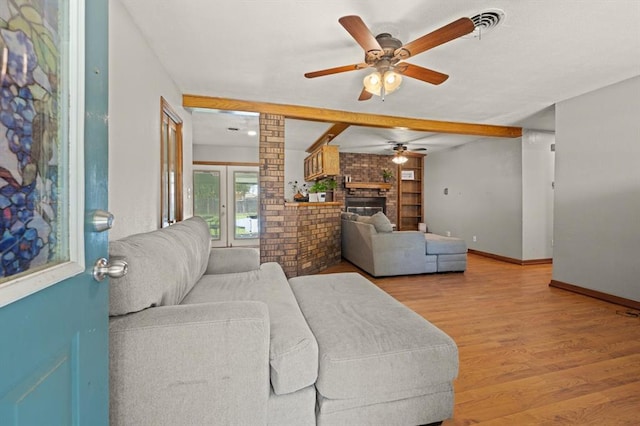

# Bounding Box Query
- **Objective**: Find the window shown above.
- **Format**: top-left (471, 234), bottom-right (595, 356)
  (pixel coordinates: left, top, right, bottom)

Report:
top-left (160, 98), bottom-right (183, 227)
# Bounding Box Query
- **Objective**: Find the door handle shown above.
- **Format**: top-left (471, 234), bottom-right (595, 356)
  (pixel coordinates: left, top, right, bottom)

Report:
top-left (93, 258), bottom-right (128, 282)
top-left (89, 209), bottom-right (114, 232)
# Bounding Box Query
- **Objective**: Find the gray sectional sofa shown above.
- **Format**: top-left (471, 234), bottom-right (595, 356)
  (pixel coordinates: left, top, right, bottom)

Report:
top-left (108, 216), bottom-right (459, 425)
top-left (341, 212), bottom-right (467, 277)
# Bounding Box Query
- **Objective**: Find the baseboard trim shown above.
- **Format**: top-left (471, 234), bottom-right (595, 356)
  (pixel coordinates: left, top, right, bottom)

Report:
top-left (468, 249), bottom-right (552, 266)
top-left (549, 279), bottom-right (640, 310)
top-left (522, 258), bottom-right (554, 265)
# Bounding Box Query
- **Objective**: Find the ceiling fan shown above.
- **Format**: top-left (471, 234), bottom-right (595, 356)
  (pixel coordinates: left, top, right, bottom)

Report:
top-left (390, 142), bottom-right (426, 164)
top-left (304, 15), bottom-right (475, 100)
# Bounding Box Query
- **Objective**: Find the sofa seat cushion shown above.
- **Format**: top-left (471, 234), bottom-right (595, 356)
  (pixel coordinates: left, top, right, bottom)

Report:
top-left (109, 216), bottom-right (211, 316)
top-left (181, 263), bottom-right (318, 395)
top-left (424, 233), bottom-right (467, 255)
top-left (290, 272), bottom-right (458, 400)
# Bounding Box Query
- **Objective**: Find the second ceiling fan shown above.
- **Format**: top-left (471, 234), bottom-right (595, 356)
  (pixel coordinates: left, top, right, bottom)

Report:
top-left (304, 15), bottom-right (475, 100)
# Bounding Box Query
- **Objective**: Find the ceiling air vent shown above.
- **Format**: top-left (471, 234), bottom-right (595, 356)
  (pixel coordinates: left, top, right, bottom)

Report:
top-left (467, 9), bottom-right (505, 38)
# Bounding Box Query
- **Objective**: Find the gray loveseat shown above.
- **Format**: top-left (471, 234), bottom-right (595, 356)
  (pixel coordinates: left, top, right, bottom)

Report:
top-left (109, 216), bottom-right (458, 425)
top-left (341, 212), bottom-right (466, 277)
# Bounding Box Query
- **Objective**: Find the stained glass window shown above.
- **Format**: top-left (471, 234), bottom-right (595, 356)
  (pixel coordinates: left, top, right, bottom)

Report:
top-left (1, 0), bottom-right (69, 282)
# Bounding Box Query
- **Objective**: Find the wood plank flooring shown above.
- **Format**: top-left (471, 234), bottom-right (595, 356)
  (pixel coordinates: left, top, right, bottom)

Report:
top-left (321, 254), bottom-right (640, 425)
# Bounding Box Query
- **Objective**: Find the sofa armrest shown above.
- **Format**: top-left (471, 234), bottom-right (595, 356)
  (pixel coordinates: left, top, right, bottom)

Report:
top-left (206, 247), bottom-right (260, 274)
top-left (369, 231), bottom-right (429, 276)
top-left (110, 301), bottom-right (270, 426)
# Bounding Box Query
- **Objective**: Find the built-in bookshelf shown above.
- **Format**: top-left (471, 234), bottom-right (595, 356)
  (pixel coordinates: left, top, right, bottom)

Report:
top-left (397, 153), bottom-right (424, 231)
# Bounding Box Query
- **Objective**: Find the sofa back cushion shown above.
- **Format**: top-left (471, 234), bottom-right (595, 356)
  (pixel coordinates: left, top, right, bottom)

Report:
top-left (109, 216), bottom-right (212, 316)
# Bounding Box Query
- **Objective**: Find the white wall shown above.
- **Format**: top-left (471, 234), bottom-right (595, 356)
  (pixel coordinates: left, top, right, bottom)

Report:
top-left (108, 0), bottom-right (193, 240)
top-left (193, 144), bottom-right (257, 163)
top-left (553, 75), bottom-right (640, 301)
top-left (424, 138), bottom-right (524, 260)
top-left (284, 149), bottom-right (308, 201)
top-left (522, 130), bottom-right (555, 260)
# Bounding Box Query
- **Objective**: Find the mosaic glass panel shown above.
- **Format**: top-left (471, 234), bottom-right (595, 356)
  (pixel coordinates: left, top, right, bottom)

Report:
top-left (0, 0), bottom-right (69, 281)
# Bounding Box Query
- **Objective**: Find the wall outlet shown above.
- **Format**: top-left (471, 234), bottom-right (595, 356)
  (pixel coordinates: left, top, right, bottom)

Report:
top-left (473, 235), bottom-right (477, 242)
top-left (446, 231), bottom-right (451, 237)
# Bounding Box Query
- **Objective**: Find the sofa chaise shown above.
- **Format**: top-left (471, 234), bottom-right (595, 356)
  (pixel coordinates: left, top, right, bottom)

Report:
top-left (341, 212), bottom-right (467, 277)
top-left (108, 216), bottom-right (459, 425)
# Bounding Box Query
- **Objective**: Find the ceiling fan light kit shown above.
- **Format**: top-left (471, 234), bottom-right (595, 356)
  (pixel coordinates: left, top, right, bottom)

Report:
top-left (392, 153), bottom-right (409, 164)
top-left (363, 70), bottom-right (403, 97)
top-left (390, 142), bottom-right (412, 164)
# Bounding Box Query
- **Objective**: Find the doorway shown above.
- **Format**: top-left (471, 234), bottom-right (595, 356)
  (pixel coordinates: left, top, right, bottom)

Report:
top-left (193, 165), bottom-right (259, 247)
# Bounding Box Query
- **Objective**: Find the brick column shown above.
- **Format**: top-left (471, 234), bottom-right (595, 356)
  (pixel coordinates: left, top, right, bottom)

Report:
top-left (259, 113), bottom-right (297, 276)
top-left (258, 113), bottom-right (343, 278)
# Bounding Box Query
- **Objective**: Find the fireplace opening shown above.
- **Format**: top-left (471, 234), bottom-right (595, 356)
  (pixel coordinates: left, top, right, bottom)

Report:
top-left (345, 197), bottom-right (386, 217)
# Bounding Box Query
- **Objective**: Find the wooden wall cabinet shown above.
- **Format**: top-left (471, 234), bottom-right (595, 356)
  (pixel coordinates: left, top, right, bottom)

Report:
top-left (397, 153), bottom-right (424, 231)
top-left (304, 145), bottom-right (339, 181)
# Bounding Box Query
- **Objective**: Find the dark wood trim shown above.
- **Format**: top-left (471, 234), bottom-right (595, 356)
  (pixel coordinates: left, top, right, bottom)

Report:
top-left (193, 161), bottom-right (260, 167)
top-left (284, 201), bottom-right (343, 207)
top-left (160, 97), bottom-right (183, 227)
top-left (549, 280), bottom-right (640, 310)
top-left (467, 249), bottom-right (522, 265)
top-left (467, 249), bottom-right (552, 266)
top-left (522, 258), bottom-right (553, 265)
top-left (183, 95), bottom-right (522, 139)
top-left (344, 182), bottom-right (392, 190)
top-left (161, 96), bottom-right (182, 123)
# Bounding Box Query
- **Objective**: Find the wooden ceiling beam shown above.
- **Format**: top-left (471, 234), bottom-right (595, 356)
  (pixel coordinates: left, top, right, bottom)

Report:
top-left (306, 122), bottom-right (350, 153)
top-left (183, 94), bottom-right (523, 138)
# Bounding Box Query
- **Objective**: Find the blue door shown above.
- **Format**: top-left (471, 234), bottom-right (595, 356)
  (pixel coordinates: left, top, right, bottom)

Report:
top-left (0, 0), bottom-right (109, 424)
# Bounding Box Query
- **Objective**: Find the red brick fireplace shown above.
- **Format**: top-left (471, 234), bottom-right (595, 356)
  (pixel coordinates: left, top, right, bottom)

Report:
top-left (337, 152), bottom-right (398, 222)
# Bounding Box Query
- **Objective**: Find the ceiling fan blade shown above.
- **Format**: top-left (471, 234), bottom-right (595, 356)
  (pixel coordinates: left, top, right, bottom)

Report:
top-left (338, 15), bottom-right (383, 53)
top-left (394, 17), bottom-right (475, 60)
top-left (398, 63), bottom-right (449, 85)
top-left (305, 63), bottom-right (368, 79)
top-left (358, 87), bottom-right (373, 101)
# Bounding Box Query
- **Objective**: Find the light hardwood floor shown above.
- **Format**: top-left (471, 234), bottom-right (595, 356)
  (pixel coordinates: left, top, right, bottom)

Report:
top-left (322, 254), bottom-right (640, 425)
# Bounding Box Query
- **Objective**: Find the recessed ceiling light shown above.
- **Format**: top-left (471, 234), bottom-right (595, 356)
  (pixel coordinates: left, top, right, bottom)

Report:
top-left (247, 130), bottom-right (257, 136)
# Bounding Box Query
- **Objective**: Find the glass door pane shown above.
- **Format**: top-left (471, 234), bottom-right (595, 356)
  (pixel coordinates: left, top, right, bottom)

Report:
top-left (231, 169), bottom-right (259, 244)
top-left (193, 166), bottom-right (226, 246)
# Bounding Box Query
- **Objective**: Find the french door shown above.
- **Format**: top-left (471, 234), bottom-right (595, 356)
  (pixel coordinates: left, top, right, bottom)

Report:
top-left (193, 165), bottom-right (259, 247)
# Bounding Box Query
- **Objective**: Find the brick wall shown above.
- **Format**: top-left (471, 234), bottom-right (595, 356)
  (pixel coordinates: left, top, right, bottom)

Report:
top-left (259, 114), bottom-right (289, 267)
top-left (259, 113), bottom-right (341, 277)
top-left (293, 203), bottom-right (342, 276)
top-left (337, 152), bottom-right (398, 224)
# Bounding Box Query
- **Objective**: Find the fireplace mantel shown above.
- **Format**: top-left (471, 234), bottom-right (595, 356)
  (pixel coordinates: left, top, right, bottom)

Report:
top-left (344, 182), bottom-right (392, 191)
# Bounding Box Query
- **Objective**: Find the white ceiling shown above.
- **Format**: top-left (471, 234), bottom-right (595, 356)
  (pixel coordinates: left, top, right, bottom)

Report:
top-left (120, 0), bottom-right (640, 154)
